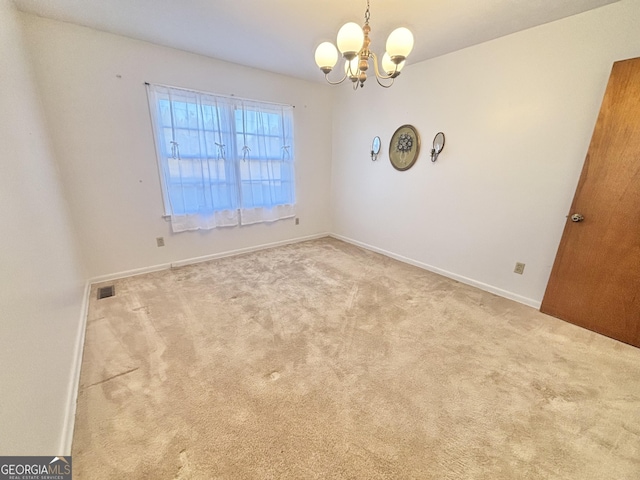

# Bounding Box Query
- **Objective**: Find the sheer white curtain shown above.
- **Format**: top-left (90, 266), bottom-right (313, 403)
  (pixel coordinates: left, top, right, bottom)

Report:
top-left (147, 84), bottom-right (295, 232)
top-left (235, 100), bottom-right (296, 225)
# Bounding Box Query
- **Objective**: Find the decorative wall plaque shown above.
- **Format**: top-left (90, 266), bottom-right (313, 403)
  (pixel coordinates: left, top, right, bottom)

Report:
top-left (389, 124), bottom-right (420, 171)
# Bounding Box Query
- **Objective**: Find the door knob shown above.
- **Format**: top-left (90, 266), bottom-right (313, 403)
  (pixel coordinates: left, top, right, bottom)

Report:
top-left (570, 213), bottom-right (585, 222)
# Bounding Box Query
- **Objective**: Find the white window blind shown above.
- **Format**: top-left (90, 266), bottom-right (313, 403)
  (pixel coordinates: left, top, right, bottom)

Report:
top-left (146, 83), bottom-right (296, 232)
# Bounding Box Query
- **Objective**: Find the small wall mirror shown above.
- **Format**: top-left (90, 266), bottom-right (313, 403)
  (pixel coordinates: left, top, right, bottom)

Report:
top-left (431, 132), bottom-right (445, 162)
top-left (371, 136), bottom-right (381, 161)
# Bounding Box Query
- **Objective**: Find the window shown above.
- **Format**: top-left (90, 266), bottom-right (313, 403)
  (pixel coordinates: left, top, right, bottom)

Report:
top-left (146, 83), bottom-right (295, 232)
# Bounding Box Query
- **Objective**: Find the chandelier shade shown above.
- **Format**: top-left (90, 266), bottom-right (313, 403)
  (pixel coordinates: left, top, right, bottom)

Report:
top-left (313, 0), bottom-right (414, 90)
top-left (382, 53), bottom-right (405, 76)
top-left (337, 22), bottom-right (365, 58)
top-left (345, 57), bottom-right (360, 82)
top-left (314, 42), bottom-right (339, 72)
top-left (386, 27), bottom-right (414, 60)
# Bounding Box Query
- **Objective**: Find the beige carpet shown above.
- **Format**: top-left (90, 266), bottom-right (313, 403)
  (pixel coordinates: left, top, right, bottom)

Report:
top-left (72, 237), bottom-right (640, 479)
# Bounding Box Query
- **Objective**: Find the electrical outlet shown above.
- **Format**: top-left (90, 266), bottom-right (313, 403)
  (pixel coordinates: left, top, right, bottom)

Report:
top-left (295, 218), bottom-right (300, 225)
top-left (514, 262), bottom-right (525, 275)
top-left (156, 237), bottom-right (165, 247)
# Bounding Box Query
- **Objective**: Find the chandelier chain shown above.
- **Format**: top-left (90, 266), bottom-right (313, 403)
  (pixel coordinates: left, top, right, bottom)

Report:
top-left (364, 0), bottom-right (370, 25)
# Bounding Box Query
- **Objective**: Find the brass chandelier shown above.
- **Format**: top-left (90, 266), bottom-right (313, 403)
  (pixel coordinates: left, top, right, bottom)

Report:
top-left (314, 0), bottom-right (414, 89)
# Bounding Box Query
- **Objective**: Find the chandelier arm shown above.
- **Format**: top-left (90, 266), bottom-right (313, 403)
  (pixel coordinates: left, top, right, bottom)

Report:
top-left (369, 51), bottom-right (398, 81)
top-left (375, 75), bottom-right (395, 88)
top-left (324, 70), bottom-right (349, 85)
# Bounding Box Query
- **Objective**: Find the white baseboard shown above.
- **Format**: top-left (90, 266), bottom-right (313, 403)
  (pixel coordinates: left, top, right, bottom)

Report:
top-left (170, 232), bottom-right (329, 268)
top-left (89, 263), bottom-right (172, 284)
top-left (89, 232), bottom-right (330, 284)
top-left (330, 233), bottom-right (542, 309)
top-left (59, 281), bottom-right (91, 455)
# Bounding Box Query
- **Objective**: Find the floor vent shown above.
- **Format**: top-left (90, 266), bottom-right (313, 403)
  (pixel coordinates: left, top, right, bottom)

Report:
top-left (97, 285), bottom-right (115, 300)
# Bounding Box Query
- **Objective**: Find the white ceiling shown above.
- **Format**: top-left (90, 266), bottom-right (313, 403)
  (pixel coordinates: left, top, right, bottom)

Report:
top-left (14, 0), bottom-right (619, 83)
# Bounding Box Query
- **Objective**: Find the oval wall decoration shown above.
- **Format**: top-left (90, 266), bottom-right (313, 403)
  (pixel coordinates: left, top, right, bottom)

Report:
top-left (389, 124), bottom-right (420, 171)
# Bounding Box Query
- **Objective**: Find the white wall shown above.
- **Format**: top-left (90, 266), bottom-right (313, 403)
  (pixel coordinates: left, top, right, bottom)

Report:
top-left (20, 14), bottom-right (334, 279)
top-left (0, 0), bottom-right (86, 455)
top-left (331, 0), bottom-right (640, 307)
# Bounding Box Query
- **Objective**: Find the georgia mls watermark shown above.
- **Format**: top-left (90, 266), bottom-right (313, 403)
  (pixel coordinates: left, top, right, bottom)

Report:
top-left (0, 457), bottom-right (71, 480)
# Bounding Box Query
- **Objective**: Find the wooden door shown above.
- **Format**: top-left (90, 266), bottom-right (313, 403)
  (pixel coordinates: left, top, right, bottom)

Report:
top-left (541, 57), bottom-right (640, 348)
